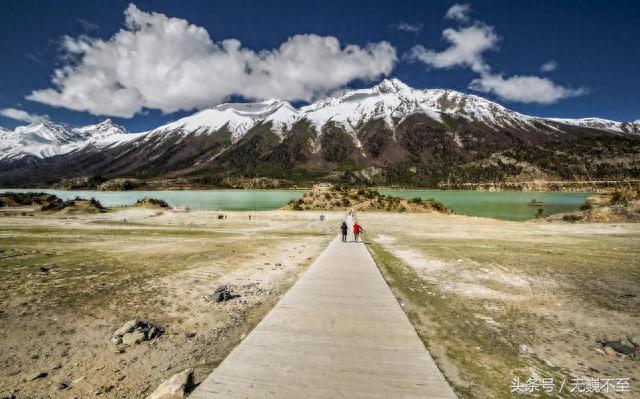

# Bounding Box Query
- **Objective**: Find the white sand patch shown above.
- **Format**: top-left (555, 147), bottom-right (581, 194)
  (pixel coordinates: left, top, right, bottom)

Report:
top-left (475, 314), bottom-right (502, 327)
top-left (375, 234), bottom-right (397, 244)
top-left (394, 249), bottom-right (451, 272)
top-left (446, 282), bottom-right (524, 301)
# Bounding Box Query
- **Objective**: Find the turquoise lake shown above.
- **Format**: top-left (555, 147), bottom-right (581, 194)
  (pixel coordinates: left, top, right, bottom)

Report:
top-left (2, 189), bottom-right (593, 221)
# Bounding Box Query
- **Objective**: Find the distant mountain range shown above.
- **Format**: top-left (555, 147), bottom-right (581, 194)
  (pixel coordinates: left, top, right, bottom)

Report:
top-left (1, 79), bottom-right (639, 188)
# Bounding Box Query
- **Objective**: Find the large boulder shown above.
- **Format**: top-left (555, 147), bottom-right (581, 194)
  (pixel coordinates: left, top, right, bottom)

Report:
top-left (147, 368), bottom-right (193, 399)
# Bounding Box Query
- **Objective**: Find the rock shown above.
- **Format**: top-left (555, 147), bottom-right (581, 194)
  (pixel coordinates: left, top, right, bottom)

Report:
top-left (112, 319), bottom-right (163, 345)
top-left (207, 285), bottom-right (240, 302)
top-left (113, 319), bottom-right (138, 337)
top-left (29, 371), bottom-right (48, 381)
top-left (122, 331), bottom-right (146, 345)
top-left (56, 382), bottom-right (70, 390)
top-left (147, 368), bottom-right (193, 399)
top-left (112, 346), bottom-right (125, 354)
top-left (185, 331), bottom-right (197, 339)
top-left (627, 333), bottom-right (639, 348)
top-left (600, 339), bottom-right (638, 359)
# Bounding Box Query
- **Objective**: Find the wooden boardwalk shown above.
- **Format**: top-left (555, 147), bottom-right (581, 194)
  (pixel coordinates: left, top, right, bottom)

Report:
top-left (190, 226), bottom-right (457, 398)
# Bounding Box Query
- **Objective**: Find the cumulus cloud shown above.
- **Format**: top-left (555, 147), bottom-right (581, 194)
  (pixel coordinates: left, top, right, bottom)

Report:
top-left (407, 24), bottom-right (497, 73)
top-left (392, 22), bottom-right (423, 33)
top-left (0, 108), bottom-right (50, 124)
top-left (28, 4), bottom-right (397, 118)
top-left (445, 3), bottom-right (471, 22)
top-left (407, 6), bottom-right (585, 104)
top-left (540, 59), bottom-right (558, 72)
top-left (470, 74), bottom-right (586, 104)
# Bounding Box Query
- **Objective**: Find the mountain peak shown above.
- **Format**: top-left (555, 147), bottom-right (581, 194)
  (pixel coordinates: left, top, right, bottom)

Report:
top-left (374, 78), bottom-right (411, 94)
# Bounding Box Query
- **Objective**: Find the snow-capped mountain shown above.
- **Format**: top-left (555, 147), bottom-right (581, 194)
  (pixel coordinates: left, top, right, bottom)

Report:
top-left (546, 117), bottom-right (640, 134)
top-left (134, 78), bottom-right (638, 140)
top-left (0, 119), bottom-right (140, 160)
top-left (149, 99), bottom-right (298, 140)
top-left (299, 78), bottom-right (539, 133)
top-left (1, 78), bottom-right (639, 188)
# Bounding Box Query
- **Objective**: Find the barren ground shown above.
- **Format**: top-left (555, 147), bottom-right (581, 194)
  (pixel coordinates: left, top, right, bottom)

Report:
top-left (361, 212), bottom-right (640, 398)
top-left (0, 208), bottom-right (337, 398)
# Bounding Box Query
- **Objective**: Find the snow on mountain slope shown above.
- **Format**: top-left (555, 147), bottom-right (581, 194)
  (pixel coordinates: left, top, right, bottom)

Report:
top-left (547, 117), bottom-right (640, 134)
top-left (301, 78), bottom-right (536, 132)
top-left (2, 79), bottom-right (638, 163)
top-left (151, 99), bottom-right (298, 139)
top-left (0, 120), bottom-right (139, 160)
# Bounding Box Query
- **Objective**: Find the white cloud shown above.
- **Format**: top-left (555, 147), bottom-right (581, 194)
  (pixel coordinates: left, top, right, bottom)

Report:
top-left (407, 24), bottom-right (498, 73)
top-left (0, 108), bottom-right (50, 124)
top-left (77, 18), bottom-right (99, 32)
top-left (469, 74), bottom-right (586, 104)
top-left (407, 6), bottom-right (585, 104)
top-left (393, 22), bottom-right (423, 33)
top-left (540, 59), bottom-right (558, 72)
top-left (28, 4), bottom-right (397, 118)
top-left (445, 3), bottom-right (471, 22)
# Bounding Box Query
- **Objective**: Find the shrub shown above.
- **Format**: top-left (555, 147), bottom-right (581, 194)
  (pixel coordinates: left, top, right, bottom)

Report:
top-left (424, 198), bottom-right (449, 213)
top-left (562, 214), bottom-right (582, 222)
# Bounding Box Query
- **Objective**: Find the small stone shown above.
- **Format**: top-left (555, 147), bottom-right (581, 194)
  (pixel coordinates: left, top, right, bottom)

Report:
top-left (30, 371), bottom-right (48, 381)
top-left (112, 346), bottom-right (125, 354)
top-left (147, 368), bottom-right (193, 399)
top-left (122, 331), bottom-right (146, 345)
top-left (185, 331), bottom-right (197, 339)
top-left (110, 336), bottom-right (123, 345)
top-left (57, 382), bottom-right (70, 390)
top-left (113, 319), bottom-right (138, 337)
top-left (603, 346), bottom-right (617, 356)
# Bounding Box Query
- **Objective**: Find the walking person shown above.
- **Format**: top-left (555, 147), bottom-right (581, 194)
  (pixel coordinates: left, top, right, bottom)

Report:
top-left (353, 222), bottom-right (363, 242)
top-left (340, 221), bottom-right (348, 242)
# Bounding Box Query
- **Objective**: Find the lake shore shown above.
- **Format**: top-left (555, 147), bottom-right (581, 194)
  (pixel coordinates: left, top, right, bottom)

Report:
top-left (1, 188), bottom-right (594, 221)
top-left (5, 177), bottom-right (640, 193)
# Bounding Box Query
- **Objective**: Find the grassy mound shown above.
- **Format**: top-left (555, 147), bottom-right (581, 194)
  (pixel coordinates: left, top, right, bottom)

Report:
top-left (45, 197), bottom-right (106, 214)
top-left (283, 184), bottom-right (451, 213)
top-left (0, 192), bottom-right (61, 208)
top-left (135, 197), bottom-right (170, 208)
top-left (546, 189), bottom-right (640, 223)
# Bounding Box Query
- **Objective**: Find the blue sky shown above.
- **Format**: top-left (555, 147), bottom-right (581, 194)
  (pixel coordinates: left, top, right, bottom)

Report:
top-left (0, 0), bottom-right (638, 131)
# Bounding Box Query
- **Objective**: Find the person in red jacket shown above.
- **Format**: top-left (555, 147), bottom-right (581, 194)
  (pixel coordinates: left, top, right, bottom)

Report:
top-left (353, 222), bottom-right (363, 242)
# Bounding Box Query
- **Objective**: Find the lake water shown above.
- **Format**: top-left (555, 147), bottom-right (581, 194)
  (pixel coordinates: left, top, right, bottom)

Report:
top-left (1, 188), bottom-right (593, 221)
top-left (2, 189), bottom-right (304, 212)
top-left (380, 190), bottom-right (593, 221)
